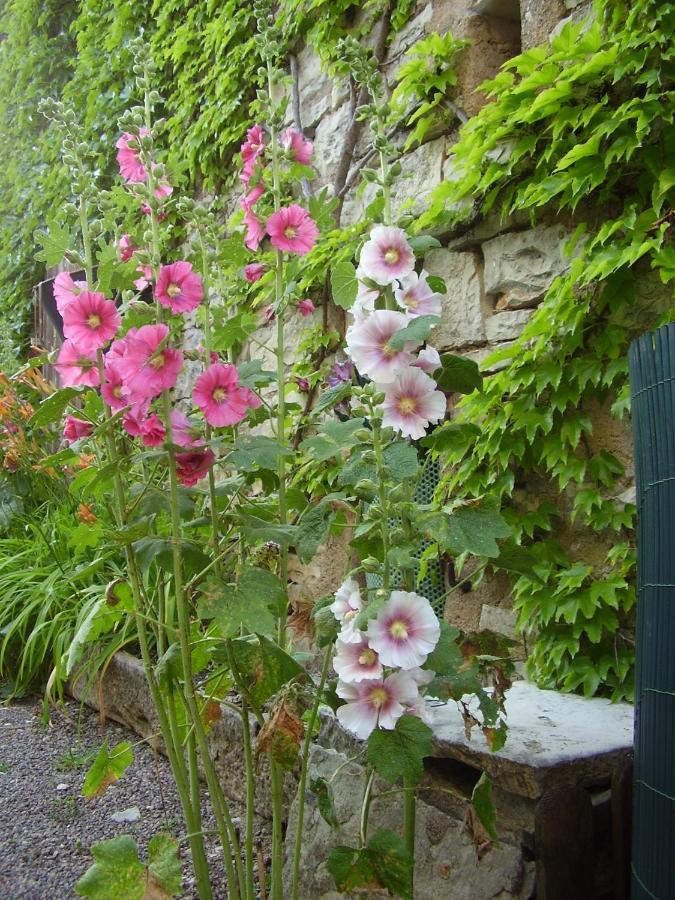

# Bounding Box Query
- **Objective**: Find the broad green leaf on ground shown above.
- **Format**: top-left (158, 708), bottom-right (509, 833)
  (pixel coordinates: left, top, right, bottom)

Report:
top-left (229, 634), bottom-right (305, 707)
top-left (331, 261), bottom-right (358, 309)
top-left (471, 772), bottom-right (498, 841)
top-left (300, 418), bottom-right (365, 461)
top-left (82, 741), bottom-right (133, 798)
top-left (75, 833), bottom-right (181, 898)
top-left (367, 714), bottom-right (434, 785)
top-left (436, 353), bottom-right (483, 394)
top-left (388, 314), bottom-right (440, 350)
top-left (327, 828), bottom-right (413, 899)
top-left (29, 387), bottom-right (80, 427)
top-left (35, 219), bottom-right (71, 267)
top-left (310, 776), bottom-right (340, 829)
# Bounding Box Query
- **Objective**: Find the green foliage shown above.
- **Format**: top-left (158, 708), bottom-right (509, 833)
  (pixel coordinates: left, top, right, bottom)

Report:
top-left (367, 714), bottom-right (434, 786)
top-left (471, 772), bottom-right (497, 841)
top-left (75, 833), bottom-right (181, 899)
top-left (327, 828), bottom-right (413, 899)
top-left (82, 740), bottom-right (133, 798)
top-left (416, 0), bottom-right (675, 700)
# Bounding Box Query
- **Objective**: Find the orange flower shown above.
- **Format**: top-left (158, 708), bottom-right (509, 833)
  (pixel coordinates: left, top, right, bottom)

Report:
top-left (77, 503), bottom-right (97, 525)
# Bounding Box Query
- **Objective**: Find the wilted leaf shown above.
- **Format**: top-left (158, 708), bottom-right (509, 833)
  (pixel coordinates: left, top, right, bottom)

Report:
top-left (82, 741), bottom-right (133, 798)
top-left (256, 700), bottom-right (305, 770)
top-left (75, 833), bottom-right (181, 899)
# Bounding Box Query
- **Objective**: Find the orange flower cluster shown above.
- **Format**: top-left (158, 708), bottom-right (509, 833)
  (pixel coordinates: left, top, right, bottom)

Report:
top-left (0, 369), bottom-right (52, 476)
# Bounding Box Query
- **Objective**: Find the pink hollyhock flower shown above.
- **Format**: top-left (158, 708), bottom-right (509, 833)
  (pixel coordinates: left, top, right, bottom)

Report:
top-left (122, 402), bottom-right (150, 438)
top-left (412, 346), bottom-right (441, 374)
top-left (118, 324), bottom-right (184, 401)
top-left (263, 306), bottom-right (276, 323)
top-left (297, 299), bottom-right (315, 317)
top-left (54, 272), bottom-right (87, 315)
top-left (193, 363), bottom-right (261, 428)
top-left (345, 310), bottom-right (414, 384)
top-left (101, 358), bottom-right (128, 411)
top-left (116, 129), bottom-right (148, 183)
top-left (394, 270), bottom-right (442, 318)
top-left (281, 127), bottom-right (313, 165)
top-left (331, 577), bottom-right (363, 644)
top-left (359, 225), bottom-right (415, 285)
top-left (61, 291), bottom-right (121, 353)
top-left (244, 263), bottom-right (265, 283)
top-left (140, 414), bottom-right (166, 447)
top-left (156, 262), bottom-right (204, 314)
top-left (118, 234), bottom-right (136, 262)
top-left (336, 671), bottom-right (419, 740)
top-left (266, 205), bottom-right (318, 255)
top-left (381, 366), bottom-right (446, 440)
top-left (171, 409), bottom-right (204, 448)
top-left (351, 277), bottom-right (379, 322)
top-left (134, 265), bottom-right (153, 292)
top-left (366, 590), bottom-right (440, 669)
top-left (62, 416), bottom-right (93, 444)
top-left (333, 636), bottom-right (382, 683)
top-left (55, 341), bottom-right (100, 388)
top-left (240, 124), bottom-right (265, 183)
top-left (106, 330), bottom-right (136, 362)
top-left (243, 207), bottom-right (265, 251)
top-left (141, 180), bottom-right (174, 216)
top-left (176, 449), bottom-right (216, 487)
top-left (241, 183), bottom-right (264, 211)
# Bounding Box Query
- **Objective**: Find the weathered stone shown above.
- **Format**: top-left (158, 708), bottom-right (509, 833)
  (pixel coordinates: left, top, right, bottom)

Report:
top-left (424, 248), bottom-right (487, 350)
top-left (519, 0), bottom-right (567, 50)
top-left (282, 745), bottom-right (536, 900)
top-left (391, 136), bottom-right (447, 218)
top-left (455, 15), bottom-right (521, 116)
top-left (479, 603), bottom-right (519, 638)
top-left (291, 46), bottom-right (334, 131)
top-left (551, 0), bottom-right (594, 36)
top-left (482, 225), bottom-right (573, 308)
top-left (312, 102), bottom-right (353, 183)
top-left (469, 0), bottom-right (521, 19)
top-left (485, 309), bottom-right (533, 342)
top-left (387, 2), bottom-right (433, 62)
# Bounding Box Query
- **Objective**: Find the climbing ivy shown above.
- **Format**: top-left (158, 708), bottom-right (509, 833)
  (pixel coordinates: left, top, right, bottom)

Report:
top-left (420, 0), bottom-right (674, 700)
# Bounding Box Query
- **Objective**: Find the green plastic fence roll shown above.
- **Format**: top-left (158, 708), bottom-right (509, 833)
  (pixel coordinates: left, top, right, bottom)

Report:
top-left (628, 323), bottom-right (675, 899)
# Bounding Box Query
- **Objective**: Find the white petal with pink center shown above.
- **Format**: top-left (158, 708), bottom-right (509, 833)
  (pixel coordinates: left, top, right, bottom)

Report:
top-left (366, 590), bottom-right (441, 669)
top-left (333, 636), bottom-right (383, 683)
top-left (346, 310), bottom-right (416, 384)
top-left (359, 225), bottom-right (415, 286)
top-left (412, 346), bottom-right (442, 374)
top-left (381, 365), bottom-right (446, 440)
top-left (336, 671), bottom-right (420, 740)
top-left (330, 577), bottom-right (362, 621)
top-left (394, 270), bottom-right (442, 318)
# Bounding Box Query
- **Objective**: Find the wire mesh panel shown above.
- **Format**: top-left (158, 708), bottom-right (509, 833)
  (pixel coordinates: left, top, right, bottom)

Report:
top-left (628, 323), bottom-right (675, 899)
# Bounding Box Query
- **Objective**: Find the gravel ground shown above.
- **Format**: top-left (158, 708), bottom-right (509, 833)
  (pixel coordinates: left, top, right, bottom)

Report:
top-left (0, 697), bottom-right (258, 899)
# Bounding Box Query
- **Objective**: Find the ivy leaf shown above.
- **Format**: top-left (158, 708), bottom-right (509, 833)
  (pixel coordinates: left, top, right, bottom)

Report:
top-left (408, 234), bottom-right (441, 255)
top-left (367, 714), bottom-right (433, 786)
top-left (82, 741), bottom-right (133, 798)
top-left (426, 274), bottom-right (447, 294)
top-left (471, 772), bottom-right (498, 841)
top-left (388, 314), bottom-right (440, 350)
top-left (331, 261), bottom-right (358, 310)
top-left (310, 776), bottom-right (340, 829)
top-left (436, 354), bottom-right (482, 394)
top-left (35, 219), bottom-right (71, 267)
top-left (75, 834), bottom-right (181, 899)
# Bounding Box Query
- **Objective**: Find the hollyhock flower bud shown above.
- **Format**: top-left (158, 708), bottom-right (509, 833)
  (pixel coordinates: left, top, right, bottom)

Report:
top-left (336, 671), bottom-right (419, 740)
top-left (156, 261), bottom-right (204, 314)
top-left (116, 129), bottom-right (148, 183)
top-left (412, 346), bottom-right (442, 374)
top-left (243, 207), bottom-right (265, 251)
top-left (118, 234), bottom-right (137, 262)
top-left (345, 310), bottom-right (415, 384)
top-left (359, 225), bottom-right (415, 285)
top-left (280, 127), bottom-right (313, 165)
top-left (381, 366), bottom-right (446, 440)
top-left (333, 636), bottom-right (382, 683)
top-left (134, 265), bottom-right (153, 292)
top-left (264, 306), bottom-right (276, 323)
top-left (366, 590), bottom-right (441, 669)
top-left (63, 415), bottom-right (93, 444)
top-left (241, 183), bottom-right (264, 212)
top-left (141, 181), bottom-right (173, 216)
top-left (244, 263), bottom-right (265, 283)
top-left (266, 204), bottom-right (318, 255)
top-left (117, 324), bottom-right (184, 401)
top-left (176, 449), bottom-right (216, 487)
top-left (240, 124), bottom-right (265, 184)
top-left (297, 299), bottom-right (315, 317)
top-left (54, 272), bottom-right (87, 315)
top-left (192, 363), bottom-right (261, 428)
top-left (61, 291), bottom-right (121, 353)
top-left (296, 377), bottom-right (310, 392)
top-left (331, 577), bottom-right (363, 644)
top-left (394, 270), bottom-right (442, 318)
top-left (55, 340), bottom-right (100, 387)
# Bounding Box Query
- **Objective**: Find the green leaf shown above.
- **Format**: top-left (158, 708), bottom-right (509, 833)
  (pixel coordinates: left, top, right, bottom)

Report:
top-left (35, 219), bottom-right (71, 267)
top-left (236, 359), bottom-right (277, 389)
top-left (436, 500), bottom-right (511, 557)
top-left (147, 834), bottom-right (182, 897)
top-left (229, 634), bottom-right (305, 707)
top-left (424, 621), bottom-right (462, 676)
top-left (426, 275), bottom-right (446, 294)
top-left (471, 772), bottom-right (498, 841)
top-left (331, 261), bottom-right (358, 310)
top-left (155, 643), bottom-right (183, 689)
top-left (300, 418), bottom-right (364, 461)
top-left (228, 435), bottom-right (292, 471)
top-left (367, 714), bottom-right (433, 785)
top-left (75, 834), bottom-right (181, 899)
top-left (313, 383), bottom-right (352, 415)
top-left (408, 234), bottom-right (441, 254)
top-left (420, 422), bottom-right (480, 453)
top-left (296, 499), bottom-right (337, 564)
top-left (388, 314), bottom-right (440, 351)
top-left (311, 776), bottom-right (340, 828)
top-left (82, 741), bottom-right (133, 798)
top-left (436, 354), bottom-right (483, 394)
top-left (327, 829), bottom-right (413, 899)
top-left (238, 514), bottom-right (297, 547)
top-left (29, 387), bottom-right (81, 427)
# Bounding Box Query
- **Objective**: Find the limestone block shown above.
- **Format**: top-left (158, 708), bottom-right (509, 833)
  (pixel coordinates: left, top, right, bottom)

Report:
top-left (282, 745), bottom-right (535, 900)
top-left (550, 2), bottom-right (595, 38)
top-left (292, 46), bottom-right (334, 131)
top-left (479, 603), bottom-right (518, 638)
top-left (454, 15), bottom-right (521, 117)
top-left (519, 0), bottom-right (567, 50)
top-left (391, 136), bottom-right (447, 218)
top-left (484, 309), bottom-right (533, 342)
top-left (387, 2), bottom-right (433, 63)
top-left (482, 225), bottom-right (572, 308)
top-left (424, 248), bottom-right (487, 350)
top-left (312, 102), bottom-right (352, 183)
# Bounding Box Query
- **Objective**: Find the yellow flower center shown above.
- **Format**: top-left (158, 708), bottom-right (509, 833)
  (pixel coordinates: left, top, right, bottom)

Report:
top-left (368, 687), bottom-right (388, 709)
top-left (381, 342), bottom-right (396, 358)
top-left (167, 283), bottom-right (181, 298)
top-left (390, 619), bottom-right (409, 640)
top-left (284, 226), bottom-right (298, 239)
top-left (398, 396), bottom-right (416, 414)
top-left (212, 388), bottom-right (226, 402)
top-left (87, 314), bottom-right (101, 328)
top-left (358, 649), bottom-right (377, 666)
top-left (149, 352), bottom-right (165, 370)
top-left (405, 293), bottom-right (417, 308)
top-left (384, 247), bottom-right (400, 265)
top-left (113, 385), bottom-right (122, 398)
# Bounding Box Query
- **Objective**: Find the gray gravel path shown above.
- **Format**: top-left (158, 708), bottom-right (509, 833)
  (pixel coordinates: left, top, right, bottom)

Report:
top-left (0, 698), bottom-right (250, 899)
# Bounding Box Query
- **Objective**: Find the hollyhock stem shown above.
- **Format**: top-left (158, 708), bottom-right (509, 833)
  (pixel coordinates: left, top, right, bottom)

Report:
top-left (240, 697), bottom-right (257, 900)
top-left (290, 646), bottom-right (332, 900)
top-left (359, 768), bottom-right (376, 846)
top-left (372, 418), bottom-right (391, 591)
top-left (404, 775), bottom-right (416, 894)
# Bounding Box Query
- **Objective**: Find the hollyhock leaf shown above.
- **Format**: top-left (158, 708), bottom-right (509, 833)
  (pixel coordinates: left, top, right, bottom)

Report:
top-left (211, 310), bottom-right (258, 351)
top-left (436, 353), bottom-right (483, 394)
top-left (229, 436), bottom-right (292, 472)
top-left (366, 829), bottom-right (414, 899)
top-left (408, 235), bottom-right (441, 254)
top-left (236, 359), bottom-right (277, 388)
top-left (326, 846), bottom-right (378, 894)
top-left (239, 514), bottom-right (297, 547)
top-left (229, 634), bottom-right (305, 707)
top-left (388, 314), bottom-right (441, 350)
top-left (314, 383), bottom-right (352, 414)
top-left (440, 500), bottom-right (511, 557)
top-left (387, 545), bottom-right (418, 569)
top-left (82, 741), bottom-right (133, 798)
top-left (312, 597), bottom-right (341, 647)
top-left (471, 773), bottom-right (498, 841)
top-left (311, 777), bottom-right (340, 829)
top-left (383, 442), bottom-right (420, 479)
top-left (35, 219), bottom-right (71, 267)
top-left (29, 387), bottom-right (81, 427)
top-left (75, 835), bottom-right (145, 899)
top-left (218, 235), bottom-right (249, 267)
top-left (238, 566), bottom-right (287, 618)
top-left (147, 834), bottom-right (182, 896)
top-left (426, 275), bottom-right (447, 294)
top-left (367, 714), bottom-right (433, 786)
top-left (424, 621), bottom-right (462, 675)
top-left (300, 418), bottom-right (365, 461)
top-left (420, 422), bottom-right (480, 453)
top-left (296, 499), bottom-right (337, 564)
top-left (330, 261), bottom-right (359, 310)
